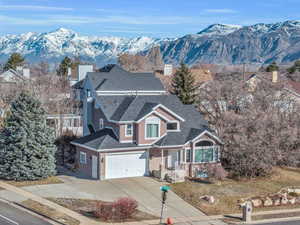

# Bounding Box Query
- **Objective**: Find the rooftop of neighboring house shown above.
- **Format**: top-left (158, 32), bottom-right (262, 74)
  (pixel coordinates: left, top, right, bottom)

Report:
top-left (0, 67), bottom-right (30, 83)
top-left (286, 80), bottom-right (300, 96)
top-left (75, 64), bottom-right (165, 92)
top-left (248, 71), bottom-right (300, 96)
top-left (73, 94), bottom-right (215, 150)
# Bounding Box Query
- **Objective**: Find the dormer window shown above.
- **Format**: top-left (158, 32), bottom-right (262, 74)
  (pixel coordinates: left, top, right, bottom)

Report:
top-left (167, 122), bottom-right (179, 131)
top-left (125, 124), bottom-right (133, 137)
top-left (145, 117), bottom-right (160, 139)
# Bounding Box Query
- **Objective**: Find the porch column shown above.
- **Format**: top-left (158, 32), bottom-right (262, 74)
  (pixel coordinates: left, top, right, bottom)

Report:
top-left (161, 149), bottom-right (164, 168)
top-left (160, 149), bottom-right (164, 181)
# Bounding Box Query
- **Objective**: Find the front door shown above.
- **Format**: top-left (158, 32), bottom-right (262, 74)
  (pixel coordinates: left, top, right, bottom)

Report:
top-left (92, 155), bottom-right (98, 179)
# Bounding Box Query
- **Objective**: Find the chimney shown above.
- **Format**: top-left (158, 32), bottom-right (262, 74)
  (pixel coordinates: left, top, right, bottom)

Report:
top-left (22, 68), bottom-right (30, 79)
top-left (67, 67), bottom-right (72, 77)
top-left (78, 65), bottom-right (94, 81)
top-left (272, 71), bottom-right (278, 83)
top-left (164, 64), bottom-right (173, 76)
top-left (16, 66), bottom-right (23, 72)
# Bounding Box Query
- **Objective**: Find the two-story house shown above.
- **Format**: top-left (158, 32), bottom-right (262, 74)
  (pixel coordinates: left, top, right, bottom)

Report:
top-left (71, 64), bottom-right (222, 180)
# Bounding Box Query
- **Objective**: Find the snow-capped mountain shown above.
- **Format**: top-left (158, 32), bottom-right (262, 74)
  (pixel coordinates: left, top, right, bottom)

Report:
top-left (1, 20), bottom-right (300, 66)
top-left (153, 20), bottom-right (300, 65)
top-left (0, 28), bottom-right (168, 65)
top-left (197, 24), bottom-right (242, 36)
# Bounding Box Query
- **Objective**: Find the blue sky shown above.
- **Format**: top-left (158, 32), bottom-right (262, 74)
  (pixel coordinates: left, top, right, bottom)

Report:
top-left (0, 0), bottom-right (299, 37)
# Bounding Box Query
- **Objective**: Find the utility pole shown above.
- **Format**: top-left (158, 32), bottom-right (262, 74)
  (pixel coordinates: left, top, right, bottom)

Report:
top-left (243, 63), bottom-right (246, 81)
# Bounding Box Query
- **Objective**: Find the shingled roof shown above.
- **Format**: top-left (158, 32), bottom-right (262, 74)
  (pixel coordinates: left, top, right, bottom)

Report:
top-left (72, 94), bottom-right (214, 150)
top-left (86, 65), bottom-right (165, 92)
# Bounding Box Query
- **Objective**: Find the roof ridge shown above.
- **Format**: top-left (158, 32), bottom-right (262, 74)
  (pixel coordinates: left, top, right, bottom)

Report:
top-left (119, 96), bottom-right (138, 121)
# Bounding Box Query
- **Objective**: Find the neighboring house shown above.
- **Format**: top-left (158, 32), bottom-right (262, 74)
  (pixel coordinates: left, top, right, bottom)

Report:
top-left (46, 114), bottom-right (83, 137)
top-left (69, 64), bottom-right (94, 102)
top-left (0, 66), bottom-right (30, 83)
top-left (45, 65), bottom-right (94, 137)
top-left (246, 71), bottom-right (300, 104)
top-left (71, 64), bottom-right (222, 181)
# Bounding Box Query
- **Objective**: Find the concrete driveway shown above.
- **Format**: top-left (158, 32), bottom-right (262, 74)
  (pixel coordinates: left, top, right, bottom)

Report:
top-left (23, 175), bottom-right (205, 219)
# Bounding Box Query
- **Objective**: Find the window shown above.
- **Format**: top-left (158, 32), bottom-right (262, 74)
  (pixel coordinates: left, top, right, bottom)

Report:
top-left (87, 89), bottom-right (91, 98)
top-left (63, 119), bottom-right (71, 127)
top-left (125, 124), bottom-right (133, 136)
top-left (99, 119), bottom-right (104, 129)
top-left (88, 124), bottom-right (95, 134)
top-left (194, 147), bottom-right (219, 163)
top-left (74, 118), bottom-right (80, 127)
top-left (79, 152), bottom-right (87, 164)
top-left (186, 149), bottom-right (192, 162)
top-left (194, 140), bottom-right (218, 163)
top-left (167, 122), bottom-right (179, 131)
top-left (145, 117), bottom-right (160, 139)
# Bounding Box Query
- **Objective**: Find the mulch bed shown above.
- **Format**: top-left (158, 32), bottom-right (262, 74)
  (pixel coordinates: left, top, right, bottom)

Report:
top-left (48, 197), bottom-right (158, 223)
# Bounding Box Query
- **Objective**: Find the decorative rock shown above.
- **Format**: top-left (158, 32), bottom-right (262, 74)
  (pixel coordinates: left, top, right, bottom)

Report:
top-left (273, 198), bottom-right (281, 206)
top-left (281, 196), bottom-right (288, 205)
top-left (251, 198), bottom-right (263, 208)
top-left (287, 188), bottom-right (300, 195)
top-left (200, 195), bottom-right (215, 204)
top-left (288, 197), bottom-right (296, 205)
top-left (282, 193), bottom-right (288, 199)
top-left (263, 197), bottom-right (273, 207)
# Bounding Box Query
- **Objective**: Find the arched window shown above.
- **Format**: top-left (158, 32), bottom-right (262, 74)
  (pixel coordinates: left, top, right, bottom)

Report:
top-left (194, 140), bottom-right (218, 163)
top-left (195, 140), bottom-right (214, 147)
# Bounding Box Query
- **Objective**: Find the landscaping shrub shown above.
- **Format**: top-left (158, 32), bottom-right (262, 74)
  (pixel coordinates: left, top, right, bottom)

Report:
top-left (210, 165), bottom-right (228, 181)
top-left (114, 197), bottom-right (138, 220)
top-left (94, 197), bottom-right (138, 221)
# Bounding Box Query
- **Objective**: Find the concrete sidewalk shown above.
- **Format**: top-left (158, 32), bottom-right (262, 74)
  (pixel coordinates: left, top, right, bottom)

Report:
top-left (0, 181), bottom-right (106, 225)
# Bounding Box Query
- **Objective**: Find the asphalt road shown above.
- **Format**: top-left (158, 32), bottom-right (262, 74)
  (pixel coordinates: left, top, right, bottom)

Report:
top-left (0, 201), bottom-right (51, 225)
top-left (255, 220), bottom-right (300, 225)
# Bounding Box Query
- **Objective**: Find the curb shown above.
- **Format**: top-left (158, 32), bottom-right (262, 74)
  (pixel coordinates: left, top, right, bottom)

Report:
top-left (0, 198), bottom-right (60, 225)
top-left (14, 201), bottom-right (65, 225)
top-left (247, 216), bottom-right (300, 224)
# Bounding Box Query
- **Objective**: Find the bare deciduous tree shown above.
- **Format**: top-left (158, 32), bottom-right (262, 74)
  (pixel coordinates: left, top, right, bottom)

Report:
top-left (197, 79), bottom-right (300, 178)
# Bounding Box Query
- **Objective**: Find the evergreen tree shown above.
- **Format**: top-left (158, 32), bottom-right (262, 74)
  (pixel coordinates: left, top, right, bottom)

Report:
top-left (3, 53), bottom-right (25, 71)
top-left (287, 60), bottom-right (300, 74)
top-left (266, 62), bottom-right (279, 72)
top-left (171, 63), bottom-right (197, 104)
top-left (57, 56), bottom-right (72, 77)
top-left (0, 92), bottom-right (57, 181)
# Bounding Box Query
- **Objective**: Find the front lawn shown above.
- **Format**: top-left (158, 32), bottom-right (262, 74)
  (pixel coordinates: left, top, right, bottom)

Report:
top-left (3, 176), bottom-right (63, 187)
top-left (20, 199), bottom-right (80, 225)
top-left (171, 167), bottom-right (300, 215)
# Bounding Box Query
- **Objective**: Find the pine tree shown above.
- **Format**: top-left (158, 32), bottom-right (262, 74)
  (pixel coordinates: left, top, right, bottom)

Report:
top-left (57, 56), bottom-right (72, 77)
top-left (287, 60), bottom-right (300, 74)
top-left (3, 53), bottom-right (25, 71)
top-left (0, 92), bottom-right (57, 181)
top-left (171, 63), bottom-right (197, 104)
top-left (266, 62), bottom-right (279, 72)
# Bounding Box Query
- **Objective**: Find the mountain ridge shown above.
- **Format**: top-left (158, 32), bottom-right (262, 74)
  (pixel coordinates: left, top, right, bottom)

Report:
top-left (1, 20), bottom-right (300, 66)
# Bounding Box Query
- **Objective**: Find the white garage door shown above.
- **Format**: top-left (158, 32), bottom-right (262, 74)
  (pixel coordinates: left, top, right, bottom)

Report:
top-left (105, 151), bottom-right (148, 179)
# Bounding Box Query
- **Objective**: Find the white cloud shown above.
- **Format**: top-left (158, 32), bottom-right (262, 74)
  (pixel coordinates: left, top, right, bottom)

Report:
top-left (0, 5), bottom-right (73, 11)
top-left (204, 9), bottom-right (237, 14)
top-left (44, 15), bottom-right (196, 25)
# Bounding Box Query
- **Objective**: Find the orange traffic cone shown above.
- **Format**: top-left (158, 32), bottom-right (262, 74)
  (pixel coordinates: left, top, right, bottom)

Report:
top-left (166, 217), bottom-right (174, 225)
